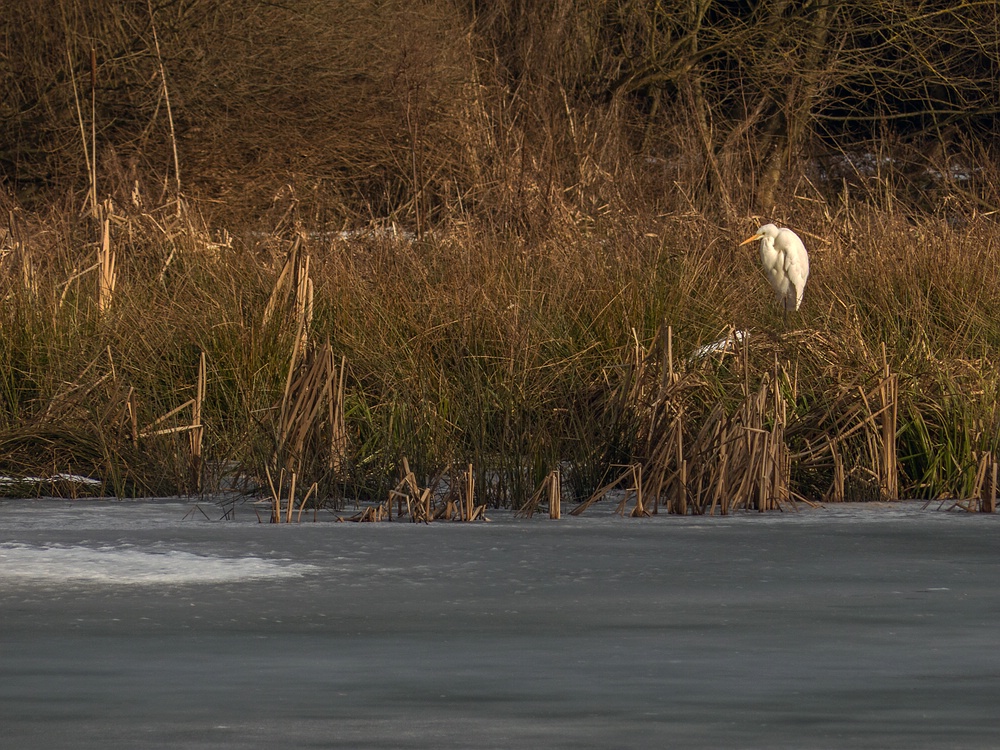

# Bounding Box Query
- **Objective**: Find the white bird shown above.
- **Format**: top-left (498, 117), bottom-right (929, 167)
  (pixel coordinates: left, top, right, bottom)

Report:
top-left (739, 223), bottom-right (810, 313)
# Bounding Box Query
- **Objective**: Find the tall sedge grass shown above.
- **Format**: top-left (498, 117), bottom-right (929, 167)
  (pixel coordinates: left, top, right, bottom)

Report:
top-left (3, 1), bottom-right (1000, 509)
top-left (2, 192), bottom-right (999, 509)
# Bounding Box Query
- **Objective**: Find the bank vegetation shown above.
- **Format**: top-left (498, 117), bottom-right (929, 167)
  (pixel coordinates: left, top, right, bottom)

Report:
top-left (1, 1), bottom-right (999, 510)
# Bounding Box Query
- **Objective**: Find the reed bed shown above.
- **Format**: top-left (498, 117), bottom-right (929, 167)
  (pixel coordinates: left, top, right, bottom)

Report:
top-left (2, 197), bottom-right (999, 514)
top-left (2, 1), bottom-right (1000, 514)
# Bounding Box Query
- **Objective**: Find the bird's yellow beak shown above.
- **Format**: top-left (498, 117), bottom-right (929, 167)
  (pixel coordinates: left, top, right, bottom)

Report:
top-left (738, 234), bottom-right (758, 247)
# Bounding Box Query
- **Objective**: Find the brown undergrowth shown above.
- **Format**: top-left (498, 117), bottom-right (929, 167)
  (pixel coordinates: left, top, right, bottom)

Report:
top-left (2, 1), bottom-right (1000, 513)
top-left (2, 195), bottom-right (999, 513)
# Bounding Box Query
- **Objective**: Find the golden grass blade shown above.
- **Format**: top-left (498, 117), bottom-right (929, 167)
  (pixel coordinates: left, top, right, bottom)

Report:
top-left (138, 400), bottom-right (196, 432)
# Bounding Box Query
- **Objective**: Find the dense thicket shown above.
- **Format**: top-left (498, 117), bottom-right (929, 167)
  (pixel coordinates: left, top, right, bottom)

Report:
top-left (4, 0), bottom-right (999, 219)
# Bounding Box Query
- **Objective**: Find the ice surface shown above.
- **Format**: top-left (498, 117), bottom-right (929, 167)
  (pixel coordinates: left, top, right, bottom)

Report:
top-left (2, 498), bottom-right (999, 749)
top-left (0, 542), bottom-right (315, 585)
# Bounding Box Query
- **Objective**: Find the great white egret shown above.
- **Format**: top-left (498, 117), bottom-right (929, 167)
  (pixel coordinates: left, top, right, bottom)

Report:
top-left (739, 223), bottom-right (810, 312)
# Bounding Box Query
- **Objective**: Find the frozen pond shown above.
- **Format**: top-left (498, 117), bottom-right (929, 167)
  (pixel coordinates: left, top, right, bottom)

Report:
top-left (1, 499), bottom-right (999, 749)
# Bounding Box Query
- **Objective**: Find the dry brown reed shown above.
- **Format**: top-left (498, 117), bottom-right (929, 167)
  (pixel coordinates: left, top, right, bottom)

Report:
top-left (96, 205), bottom-right (115, 313)
top-left (262, 467), bottom-right (319, 523)
top-left (516, 469), bottom-right (562, 519)
top-left (3, 193), bottom-right (999, 510)
top-left (190, 351), bottom-right (206, 491)
top-left (3, 1), bottom-right (1000, 512)
top-left (378, 459), bottom-right (489, 523)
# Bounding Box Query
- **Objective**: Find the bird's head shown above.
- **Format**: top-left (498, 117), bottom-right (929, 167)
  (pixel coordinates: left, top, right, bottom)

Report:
top-left (739, 223), bottom-right (779, 247)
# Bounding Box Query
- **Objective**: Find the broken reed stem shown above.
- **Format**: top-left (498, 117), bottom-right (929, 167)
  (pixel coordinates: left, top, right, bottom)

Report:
top-left (260, 469), bottom-right (304, 523)
top-left (295, 252), bottom-right (313, 352)
top-left (138, 423), bottom-right (199, 438)
top-left (398, 461), bottom-right (451, 522)
top-left (190, 350), bottom-right (206, 492)
top-left (139, 398), bottom-right (195, 434)
top-left (573, 464), bottom-right (645, 517)
top-left (880, 343), bottom-right (899, 501)
top-left (667, 324), bottom-right (673, 385)
top-left (985, 459), bottom-right (998, 513)
top-left (126, 387), bottom-right (139, 448)
top-left (465, 462), bottom-right (474, 520)
top-left (674, 415), bottom-right (687, 514)
top-left (571, 466), bottom-right (634, 515)
top-left (21, 245), bottom-right (37, 300)
top-left (826, 438), bottom-right (845, 502)
top-left (401, 457), bottom-right (416, 494)
top-left (515, 468), bottom-right (560, 519)
top-left (709, 431), bottom-right (727, 515)
top-left (262, 238), bottom-right (313, 352)
top-left (395, 457), bottom-right (426, 522)
top-left (330, 355), bottom-right (347, 473)
top-left (286, 471), bottom-right (297, 523)
top-left (630, 463), bottom-right (648, 517)
top-left (265, 466), bottom-right (282, 523)
top-left (549, 469), bottom-right (561, 519)
top-left (296, 482), bottom-right (319, 522)
top-left (262, 238), bottom-right (299, 327)
top-left (97, 207), bottom-right (115, 313)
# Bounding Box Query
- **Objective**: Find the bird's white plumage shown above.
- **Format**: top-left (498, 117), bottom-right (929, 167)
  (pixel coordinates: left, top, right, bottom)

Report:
top-left (739, 223), bottom-right (810, 312)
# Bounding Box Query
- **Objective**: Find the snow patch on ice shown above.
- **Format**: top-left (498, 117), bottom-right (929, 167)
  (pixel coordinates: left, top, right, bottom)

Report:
top-left (0, 473), bottom-right (102, 487)
top-left (0, 543), bottom-right (316, 585)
